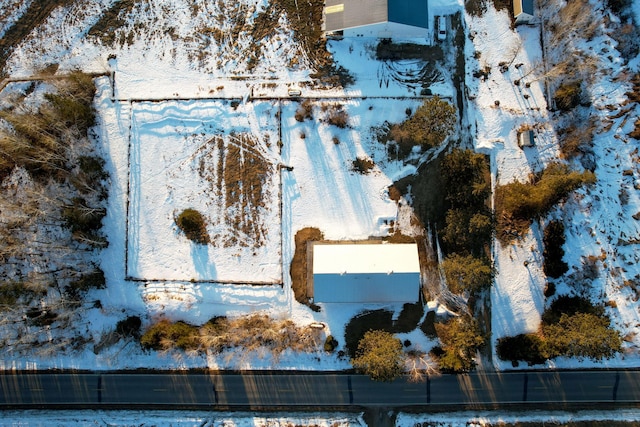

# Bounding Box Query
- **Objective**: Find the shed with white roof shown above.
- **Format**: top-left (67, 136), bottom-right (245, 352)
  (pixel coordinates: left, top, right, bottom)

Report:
top-left (310, 242), bottom-right (421, 303)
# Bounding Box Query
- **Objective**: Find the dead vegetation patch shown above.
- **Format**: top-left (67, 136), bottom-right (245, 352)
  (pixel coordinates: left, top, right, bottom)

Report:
top-left (197, 133), bottom-right (272, 249)
top-left (0, 0), bottom-right (73, 76)
top-left (0, 73), bottom-right (108, 353)
top-left (291, 227), bottom-right (324, 306)
top-left (141, 313), bottom-right (323, 358)
top-left (558, 117), bottom-right (596, 160)
top-left (87, 0), bottom-right (138, 46)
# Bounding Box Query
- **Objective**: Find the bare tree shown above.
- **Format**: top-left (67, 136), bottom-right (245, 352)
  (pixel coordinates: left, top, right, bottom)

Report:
top-left (405, 349), bottom-right (440, 383)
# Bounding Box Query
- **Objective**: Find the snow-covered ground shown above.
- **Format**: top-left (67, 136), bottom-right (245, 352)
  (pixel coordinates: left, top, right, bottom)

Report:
top-left (466, 0), bottom-right (640, 370)
top-left (0, 0), bottom-right (639, 379)
top-left (0, 0), bottom-right (458, 371)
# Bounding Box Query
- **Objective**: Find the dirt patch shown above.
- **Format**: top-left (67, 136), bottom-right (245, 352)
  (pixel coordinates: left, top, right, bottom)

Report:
top-left (0, 0), bottom-right (72, 76)
top-left (290, 227), bottom-right (323, 305)
top-left (376, 42), bottom-right (444, 62)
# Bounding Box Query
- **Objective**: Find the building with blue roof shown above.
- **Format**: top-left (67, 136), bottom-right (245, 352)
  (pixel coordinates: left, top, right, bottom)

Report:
top-left (323, 0), bottom-right (430, 39)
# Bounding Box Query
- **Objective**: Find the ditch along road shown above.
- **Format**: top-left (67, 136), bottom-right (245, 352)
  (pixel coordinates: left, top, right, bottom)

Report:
top-left (0, 370), bottom-right (639, 409)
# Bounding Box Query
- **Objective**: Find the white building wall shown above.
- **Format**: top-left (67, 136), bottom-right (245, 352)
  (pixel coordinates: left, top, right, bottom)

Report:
top-left (342, 21), bottom-right (430, 39)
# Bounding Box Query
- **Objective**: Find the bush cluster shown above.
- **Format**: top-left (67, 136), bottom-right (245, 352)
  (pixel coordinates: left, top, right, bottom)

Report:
top-left (440, 149), bottom-right (492, 256)
top-left (389, 96), bottom-right (456, 155)
top-left (324, 335), bottom-right (338, 352)
top-left (496, 334), bottom-right (547, 366)
top-left (0, 73), bottom-right (107, 248)
top-left (351, 330), bottom-right (403, 381)
top-left (141, 319), bottom-right (200, 351)
top-left (175, 208), bottom-right (210, 244)
top-left (495, 163), bottom-right (595, 241)
top-left (140, 313), bottom-right (322, 356)
top-left (433, 315), bottom-right (485, 373)
top-left (442, 253), bottom-right (492, 295)
top-left (63, 197), bottom-right (106, 234)
top-left (116, 316), bottom-right (142, 339)
top-left (65, 268), bottom-right (106, 300)
top-left (497, 296), bottom-right (622, 365)
top-left (0, 282), bottom-right (41, 309)
top-left (72, 155), bottom-right (109, 198)
top-left (345, 304), bottom-right (425, 358)
top-left (553, 81), bottom-right (582, 111)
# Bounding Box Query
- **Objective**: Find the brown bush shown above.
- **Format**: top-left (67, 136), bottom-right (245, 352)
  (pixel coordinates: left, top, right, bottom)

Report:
top-left (294, 100), bottom-right (313, 122)
top-left (327, 109), bottom-right (349, 128)
top-left (554, 81), bottom-right (582, 111)
top-left (559, 119), bottom-right (596, 159)
top-left (175, 208), bottom-right (210, 244)
top-left (352, 157), bottom-right (375, 174)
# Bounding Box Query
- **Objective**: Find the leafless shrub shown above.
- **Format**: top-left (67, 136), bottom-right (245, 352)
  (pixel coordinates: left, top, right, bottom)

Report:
top-left (405, 349), bottom-right (440, 382)
top-left (294, 100), bottom-right (313, 122)
top-left (352, 157), bottom-right (375, 174)
top-left (327, 109), bottom-right (349, 128)
top-left (558, 118), bottom-right (596, 159)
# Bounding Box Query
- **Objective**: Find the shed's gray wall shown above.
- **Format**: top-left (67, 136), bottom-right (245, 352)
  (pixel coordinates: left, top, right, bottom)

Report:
top-left (313, 272), bottom-right (420, 303)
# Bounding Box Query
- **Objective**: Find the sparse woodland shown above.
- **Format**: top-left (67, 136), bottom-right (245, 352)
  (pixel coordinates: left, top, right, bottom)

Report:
top-left (0, 72), bottom-right (108, 353)
top-left (493, 0), bottom-right (639, 365)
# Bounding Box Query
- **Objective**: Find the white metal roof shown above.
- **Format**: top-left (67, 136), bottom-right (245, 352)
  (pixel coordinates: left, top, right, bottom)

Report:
top-left (313, 243), bottom-right (420, 275)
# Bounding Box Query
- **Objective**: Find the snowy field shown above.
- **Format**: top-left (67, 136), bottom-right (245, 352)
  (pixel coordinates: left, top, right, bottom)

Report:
top-left (127, 99), bottom-right (282, 283)
top-left (0, 0), bottom-right (639, 383)
top-left (1, 0), bottom-right (640, 425)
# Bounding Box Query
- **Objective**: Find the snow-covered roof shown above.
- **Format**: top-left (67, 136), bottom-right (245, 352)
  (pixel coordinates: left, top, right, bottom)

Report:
top-left (323, 0), bottom-right (429, 33)
top-left (312, 242), bottom-right (420, 274)
top-left (312, 242), bottom-right (421, 303)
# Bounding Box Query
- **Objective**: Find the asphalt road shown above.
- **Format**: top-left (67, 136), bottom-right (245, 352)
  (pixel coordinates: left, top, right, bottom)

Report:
top-left (0, 370), bottom-right (639, 408)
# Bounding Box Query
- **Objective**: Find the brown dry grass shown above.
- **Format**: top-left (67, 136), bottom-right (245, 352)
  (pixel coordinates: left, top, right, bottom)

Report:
top-left (291, 227), bottom-right (323, 305)
top-left (87, 0), bottom-right (138, 46)
top-left (0, 0), bottom-right (72, 76)
top-left (558, 117), bottom-right (596, 159)
top-left (224, 134), bottom-right (270, 248)
top-left (144, 313), bottom-right (323, 357)
top-left (198, 133), bottom-right (271, 249)
top-left (295, 100), bottom-right (314, 122)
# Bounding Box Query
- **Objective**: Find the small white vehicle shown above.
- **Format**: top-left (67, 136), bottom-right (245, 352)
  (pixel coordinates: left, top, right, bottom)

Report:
top-left (287, 88), bottom-right (302, 97)
top-left (437, 16), bottom-right (446, 41)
